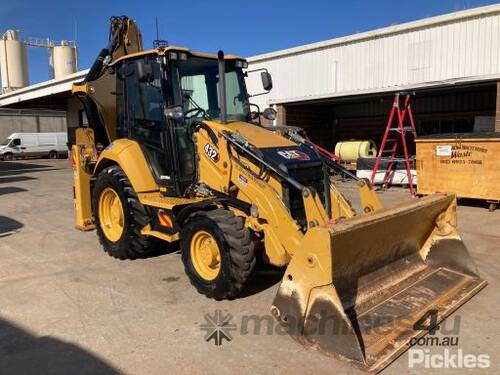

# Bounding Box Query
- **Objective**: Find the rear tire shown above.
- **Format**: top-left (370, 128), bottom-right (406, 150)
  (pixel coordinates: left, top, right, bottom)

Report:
top-left (93, 165), bottom-right (156, 259)
top-left (181, 208), bottom-right (255, 300)
top-left (49, 151), bottom-right (58, 159)
top-left (3, 153), bottom-right (13, 161)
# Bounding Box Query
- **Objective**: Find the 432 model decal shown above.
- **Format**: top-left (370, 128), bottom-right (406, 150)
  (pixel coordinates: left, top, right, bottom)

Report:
top-left (204, 143), bottom-right (220, 162)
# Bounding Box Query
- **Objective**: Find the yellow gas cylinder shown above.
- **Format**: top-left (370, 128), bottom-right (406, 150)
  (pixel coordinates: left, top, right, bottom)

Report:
top-left (334, 140), bottom-right (377, 162)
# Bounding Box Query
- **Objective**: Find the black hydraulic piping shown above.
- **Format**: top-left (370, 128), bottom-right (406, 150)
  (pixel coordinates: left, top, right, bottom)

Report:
top-left (284, 130), bottom-right (360, 181)
top-left (83, 48), bottom-right (108, 83)
top-left (219, 131), bottom-right (305, 192)
top-left (217, 50), bottom-right (227, 124)
top-left (320, 155), bottom-right (360, 181)
top-left (83, 17), bottom-right (125, 83)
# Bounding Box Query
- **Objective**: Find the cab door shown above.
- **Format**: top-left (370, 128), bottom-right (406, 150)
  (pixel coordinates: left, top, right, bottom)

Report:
top-left (9, 137), bottom-right (22, 156)
top-left (120, 57), bottom-right (175, 190)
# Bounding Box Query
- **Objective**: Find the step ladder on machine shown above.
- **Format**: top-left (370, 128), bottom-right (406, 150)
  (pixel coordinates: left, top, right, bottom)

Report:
top-left (370, 92), bottom-right (417, 196)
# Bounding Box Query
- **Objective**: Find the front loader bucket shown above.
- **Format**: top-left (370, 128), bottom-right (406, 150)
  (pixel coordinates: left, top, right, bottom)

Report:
top-left (271, 194), bottom-right (486, 373)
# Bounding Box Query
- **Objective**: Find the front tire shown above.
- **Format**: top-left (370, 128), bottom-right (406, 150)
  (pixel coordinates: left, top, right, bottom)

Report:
top-left (93, 165), bottom-right (155, 259)
top-left (49, 151), bottom-right (58, 159)
top-left (3, 153), bottom-right (13, 161)
top-left (181, 208), bottom-right (256, 300)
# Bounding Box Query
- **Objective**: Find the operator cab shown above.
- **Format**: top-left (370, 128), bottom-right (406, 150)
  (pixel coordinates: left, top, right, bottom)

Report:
top-left (113, 48), bottom-right (273, 197)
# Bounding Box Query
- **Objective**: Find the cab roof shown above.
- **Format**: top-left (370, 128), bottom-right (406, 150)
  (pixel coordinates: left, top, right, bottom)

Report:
top-left (111, 46), bottom-right (245, 66)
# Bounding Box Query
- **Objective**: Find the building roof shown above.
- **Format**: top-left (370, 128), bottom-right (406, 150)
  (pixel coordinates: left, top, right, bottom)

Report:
top-left (248, 4), bottom-right (500, 63)
top-left (0, 70), bottom-right (88, 107)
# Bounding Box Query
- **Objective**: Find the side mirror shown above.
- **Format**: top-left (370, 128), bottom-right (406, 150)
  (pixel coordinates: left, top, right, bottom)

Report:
top-left (261, 72), bottom-right (273, 91)
top-left (136, 60), bottom-right (153, 83)
top-left (249, 111), bottom-right (260, 120)
top-left (12, 138), bottom-right (21, 146)
top-left (165, 105), bottom-right (184, 120)
top-left (262, 107), bottom-right (277, 121)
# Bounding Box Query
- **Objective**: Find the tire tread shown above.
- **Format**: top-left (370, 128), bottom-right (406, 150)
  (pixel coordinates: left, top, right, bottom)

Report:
top-left (93, 165), bottom-right (155, 260)
top-left (182, 208), bottom-right (255, 300)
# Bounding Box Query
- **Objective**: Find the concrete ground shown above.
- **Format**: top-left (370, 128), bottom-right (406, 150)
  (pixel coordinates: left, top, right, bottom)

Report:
top-left (0, 159), bottom-right (498, 375)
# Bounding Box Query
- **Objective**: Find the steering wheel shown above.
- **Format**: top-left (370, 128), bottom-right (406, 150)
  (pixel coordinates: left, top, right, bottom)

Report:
top-left (184, 107), bottom-right (206, 120)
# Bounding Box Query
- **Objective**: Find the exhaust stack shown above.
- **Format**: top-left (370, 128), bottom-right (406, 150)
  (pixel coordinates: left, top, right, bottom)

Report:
top-left (217, 50), bottom-right (227, 124)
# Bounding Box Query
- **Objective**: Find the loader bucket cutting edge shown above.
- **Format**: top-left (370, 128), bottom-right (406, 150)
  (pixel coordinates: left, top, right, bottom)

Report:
top-left (271, 194), bottom-right (487, 373)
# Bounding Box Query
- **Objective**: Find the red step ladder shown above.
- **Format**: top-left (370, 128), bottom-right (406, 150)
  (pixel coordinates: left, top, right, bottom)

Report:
top-left (370, 92), bottom-right (417, 196)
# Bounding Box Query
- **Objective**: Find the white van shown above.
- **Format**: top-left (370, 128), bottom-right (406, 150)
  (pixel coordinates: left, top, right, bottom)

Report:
top-left (0, 132), bottom-right (68, 161)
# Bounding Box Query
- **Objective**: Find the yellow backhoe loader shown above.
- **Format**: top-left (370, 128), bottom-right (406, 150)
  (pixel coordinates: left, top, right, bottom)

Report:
top-left (71, 16), bottom-right (486, 372)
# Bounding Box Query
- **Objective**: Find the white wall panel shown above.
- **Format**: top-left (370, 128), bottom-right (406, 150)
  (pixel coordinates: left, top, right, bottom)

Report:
top-left (247, 6), bottom-right (500, 109)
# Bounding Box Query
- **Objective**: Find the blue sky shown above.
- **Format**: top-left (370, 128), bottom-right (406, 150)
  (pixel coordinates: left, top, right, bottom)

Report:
top-left (0, 0), bottom-right (498, 84)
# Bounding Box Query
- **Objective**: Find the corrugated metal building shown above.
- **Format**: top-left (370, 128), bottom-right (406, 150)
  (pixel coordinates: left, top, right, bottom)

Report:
top-left (0, 109), bottom-right (66, 141)
top-left (246, 5), bottom-right (500, 151)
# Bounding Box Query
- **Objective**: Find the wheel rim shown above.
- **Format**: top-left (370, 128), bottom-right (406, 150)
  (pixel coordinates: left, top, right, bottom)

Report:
top-left (98, 187), bottom-right (124, 242)
top-left (190, 230), bottom-right (221, 281)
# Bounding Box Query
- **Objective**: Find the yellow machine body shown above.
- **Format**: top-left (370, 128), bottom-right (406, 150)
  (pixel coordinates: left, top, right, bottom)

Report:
top-left (72, 128), bottom-right (96, 231)
top-left (71, 16), bottom-right (486, 373)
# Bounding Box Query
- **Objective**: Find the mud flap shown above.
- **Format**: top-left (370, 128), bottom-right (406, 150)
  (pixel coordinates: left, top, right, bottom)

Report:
top-left (271, 194), bottom-right (487, 373)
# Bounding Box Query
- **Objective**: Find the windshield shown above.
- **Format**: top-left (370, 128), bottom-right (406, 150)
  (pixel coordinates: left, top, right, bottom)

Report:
top-left (169, 57), bottom-right (250, 122)
top-left (0, 138), bottom-right (10, 146)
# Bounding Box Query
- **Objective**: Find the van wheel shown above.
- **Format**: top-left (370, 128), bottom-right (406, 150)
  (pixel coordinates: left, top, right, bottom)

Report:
top-left (3, 153), bottom-right (13, 161)
top-left (49, 151), bottom-right (58, 159)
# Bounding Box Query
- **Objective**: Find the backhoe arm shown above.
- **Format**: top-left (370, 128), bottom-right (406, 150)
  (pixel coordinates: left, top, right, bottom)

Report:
top-left (84, 16), bottom-right (143, 83)
top-left (72, 16), bottom-right (144, 146)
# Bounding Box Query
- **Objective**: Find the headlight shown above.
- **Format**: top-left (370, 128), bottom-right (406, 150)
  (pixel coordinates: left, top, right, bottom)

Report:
top-left (168, 51), bottom-right (188, 61)
top-left (165, 105), bottom-right (184, 120)
top-left (235, 60), bottom-right (248, 69)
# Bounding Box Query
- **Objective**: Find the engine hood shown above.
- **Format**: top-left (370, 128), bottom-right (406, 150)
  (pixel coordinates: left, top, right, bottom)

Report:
top-left (205, 121), bottom-right (296, 149)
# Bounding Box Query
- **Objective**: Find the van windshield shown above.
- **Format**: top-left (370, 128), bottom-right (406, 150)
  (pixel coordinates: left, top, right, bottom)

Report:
top-left (0, 138), bottom-right (10, 146)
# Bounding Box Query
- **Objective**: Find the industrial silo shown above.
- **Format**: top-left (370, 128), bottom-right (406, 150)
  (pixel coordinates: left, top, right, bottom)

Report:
top-left (0, 30), bottom-right (29, 93)
top-left (52, 40), bottom-right (77, 79)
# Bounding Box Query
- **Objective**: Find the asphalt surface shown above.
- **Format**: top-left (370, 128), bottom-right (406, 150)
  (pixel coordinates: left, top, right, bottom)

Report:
top-left (0, 159), bottom-right (498, 374)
